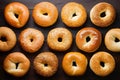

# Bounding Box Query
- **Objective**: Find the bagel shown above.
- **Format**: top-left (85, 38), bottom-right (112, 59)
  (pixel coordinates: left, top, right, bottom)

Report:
top-left (33, 52), bottom-right (58, 77)
top-left (61, 2), bottom-right (87, 27)
top-left (3, 52), bottom-right (30, 77)
top-left (90, 51), bottom-right (115, 77)
top-left (62, 52), bottom-right (88, 76)
top-left (47, 28), bottom-right (73, 51)
top-left (76, 27), bottom-right (102, 52)
top-left (90, 2), bottom-right (116, 27)
top-left (32, 2), bottom-right (58, 27)
top-left (19, 28), bottom-right (44, 53)
top-left (0, 27), bottom-right (16, 51)
top-left (4, 2), bottom-right (29, 28)
top-left (105, 28), bottom-right (120, 52)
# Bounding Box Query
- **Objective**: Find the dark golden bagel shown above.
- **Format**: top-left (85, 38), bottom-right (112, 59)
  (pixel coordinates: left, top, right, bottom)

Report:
top-left (76, 27), bottom-right (102, 52)
top-left (32, 2), bottom-right (58, 27)
top-left (4, 2), bottom-right (29, 28)
top-left (62, 52), bottom-right (88, 76)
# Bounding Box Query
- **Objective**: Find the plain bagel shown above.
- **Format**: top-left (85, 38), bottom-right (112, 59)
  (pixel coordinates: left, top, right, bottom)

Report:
top-left (61, 2), bottom-right (87, 27)
top-left (47, 28), bottom-right (73, 51)
top-left (4, 2), bottom-right (29, 28)
top-left (0, 27), bottom-right (16, 51)
top-left (32, 2), bottom-right (58, 27)
top-left (105, 28), bottom-right (120, 52)
top-left (62, 52), bottom-right (88, 76)
top-left (3, 52), bottom-right (30, 77)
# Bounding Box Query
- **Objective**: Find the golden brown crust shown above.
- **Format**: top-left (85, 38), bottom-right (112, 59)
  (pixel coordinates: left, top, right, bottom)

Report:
top-left (90, 2), bottom-right (116, 27)
top-left (33, 52), bottom-right (58, 77)
top-left (105, 28), bottom-right (120, 52)
top-left (19, 28), bottom-right (44, 53)
top-left (0, 27), bottom-right (16, 51)
top-left (4, 2), bottom-right (29, 28)
top-left (90, 51), bottom-right (115, 77)
top-left (3, 52), bottom-right (30, 77)
top-left (62, 52), bottom-right (88, 76)
top-left (32, 2), bottom-right (58, 27)
top-left (76, 27), bottom-right (102, 52)
top-left (61, 2), bottom-right (87, 27)
top-left (47, 28), bottom-right (73, 51)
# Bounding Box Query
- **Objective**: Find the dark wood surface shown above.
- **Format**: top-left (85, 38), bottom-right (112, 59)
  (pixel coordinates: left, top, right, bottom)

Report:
top-left (0, 0), bottom-right (120, 80)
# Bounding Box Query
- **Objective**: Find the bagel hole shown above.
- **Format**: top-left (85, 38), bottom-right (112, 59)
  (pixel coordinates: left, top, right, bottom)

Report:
top-left (72, 61), bottom-right (77, 67)
top-left (44, 63), bottom-right (48, 67)
top-left (14, 13), bottom-right (19, 18)
top-left (30, 38), bottom-right (33, 42)
top-left (58, 37), bottom-right (62, 42)
top-left (100, 61), bottom-right (105, 67)
top-left (15, 63), bottom-right (19, 69)
top-left (72, 13), bottom-right (77, 17)
top-left (0, 36), bottom-right (7, 42)
top-left (86, 36), bottom-right (91, 42)
top-left (100, 12), bottom-right (106, 17)
top-left (43, 13), bottom-right (48, 16)
top-left (115, 37), bottom-right (120, 42)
